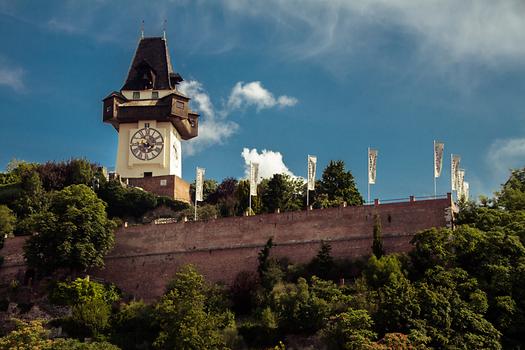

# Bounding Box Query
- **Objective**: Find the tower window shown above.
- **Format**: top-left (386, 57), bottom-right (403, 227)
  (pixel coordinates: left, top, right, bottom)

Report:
top-left (133, 91), bottom-right (140, 99)
top-left (152, 91), bottom-right (159, 99)
top-left (144, 172), bottom-right (152, 177)
top-left (176, 101), bottom-right (184, 110)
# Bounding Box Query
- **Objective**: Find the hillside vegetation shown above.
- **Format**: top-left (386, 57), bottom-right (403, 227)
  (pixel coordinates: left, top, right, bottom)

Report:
top-left (0, 160), bottom-right (524, 349)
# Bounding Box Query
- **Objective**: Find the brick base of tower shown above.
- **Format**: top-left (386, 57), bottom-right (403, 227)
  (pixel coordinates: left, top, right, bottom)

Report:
top-left (127, 175), bottom-right (191, 203)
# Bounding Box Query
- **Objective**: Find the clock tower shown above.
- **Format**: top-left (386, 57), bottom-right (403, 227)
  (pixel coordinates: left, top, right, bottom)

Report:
top-left (103, 36), bottom-right (198, 202)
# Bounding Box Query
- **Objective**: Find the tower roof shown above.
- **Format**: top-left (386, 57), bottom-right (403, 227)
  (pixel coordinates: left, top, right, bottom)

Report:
top-left (122, 37), bottom-right (183, 91)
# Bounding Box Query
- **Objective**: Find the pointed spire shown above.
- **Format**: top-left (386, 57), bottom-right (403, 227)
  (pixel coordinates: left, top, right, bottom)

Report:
top-left (162, 19), bottom-right (167, 40)
top-left (140, 20), bottom-right (145, 39)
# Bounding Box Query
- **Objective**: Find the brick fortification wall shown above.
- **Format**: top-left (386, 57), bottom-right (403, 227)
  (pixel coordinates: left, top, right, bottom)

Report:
top-left (0, 196), bottom-right (452, 300)
top-left (93, 195), bottom-right (452, 300)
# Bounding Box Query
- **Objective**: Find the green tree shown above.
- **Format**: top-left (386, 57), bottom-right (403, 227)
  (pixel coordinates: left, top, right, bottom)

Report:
top-left (0, 320), bottom-right (120, 349)
top-left (50, 277), bottom-right (120, 338)
top-left (110, 301), bottom-right (159, 350)
top-left (374, 273), bottom-right (420, 335)
top-left (190, 179), bottom-right (218, 204)
top-left (258, 238), bottom-right (274, 279)
top-left (0, 205), bottom-right (15, 246)
top-left (24, 184), bottom-right (116, 274)
top-left (363, 254), bottom-right (404, 290)
top-left (11, 170), bottom-right (47, 219)
top-left (0, 320), bottom-right (51, 349)
top-left (270, 278), bottom-right (330, 334)
top-left (262, 174), bottom-right (303, 213)
top-left (308, 241), bottom-right (335, 280)
top-left (97, 180), bottom-right (158, 219)
top-left (372, 214), bottom-right (384, 259)
top-left (209, 177), bottom-right (239, 217)
top-left (415, 267), bottom-right (501, 349)
top-left (315, 160), bottom-right (363, 208)
top-left (154, 265), bottom-right (231, 349)
top-left (497, 168), bottom-right (525, 211)
top-left (320, 309), bottom-right (377, 350)
top-left (66, 158), bottom-right (95, 187)
top-left (236, 179), bottom-right (262, 215)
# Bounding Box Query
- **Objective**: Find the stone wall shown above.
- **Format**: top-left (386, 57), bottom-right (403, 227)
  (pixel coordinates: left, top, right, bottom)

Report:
top-left (0, 195), bottom-right (452, 301)
top-left (94, 195), bottom-right (452, 300)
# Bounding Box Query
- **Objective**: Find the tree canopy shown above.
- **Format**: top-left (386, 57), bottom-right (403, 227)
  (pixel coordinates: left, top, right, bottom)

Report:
top-left (315, 160), bottom-right (363, 208)
top-left (24, 184), bottom-right (116, 274)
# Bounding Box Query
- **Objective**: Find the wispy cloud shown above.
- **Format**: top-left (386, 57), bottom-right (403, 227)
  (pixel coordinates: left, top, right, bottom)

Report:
top-left (179, 80), bottom-right (239, 156)
top-left (0, 63), bottom-right (24, 92)
top-left (47, 18), bottom-right (78, 34)
top-left (487, 137), bottom-right (525, 187)
top-left (179, 79), bottom-right (298, 155)
top-left (222, 0), bottom-right (525, 67)
top-left (7, 1), bottom-right (524, 73)
top-left (241, 147), bottom-right (296, 180)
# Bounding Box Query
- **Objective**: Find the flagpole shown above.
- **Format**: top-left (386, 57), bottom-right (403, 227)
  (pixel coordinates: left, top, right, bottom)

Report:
top-left (367, 147), bottom-right (370, 204)
top-left (306, 155), bottom-right (310, 209)
top-left (249, 162), bottom-right (252, 215)
top-left (450, 153), bottom-right (453, 196)
top-left (433, 140), bottom-right (437, 198)
top-left (194, 168), bottom-right (198, 221)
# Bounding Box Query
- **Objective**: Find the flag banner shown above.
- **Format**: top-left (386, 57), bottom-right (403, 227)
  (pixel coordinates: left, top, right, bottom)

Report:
top-left (434, 141), bottom-right (444, 178)
top-left (463, 181), bottom-right (470, 201)
top-left (195, 167), bottom-right (205, 202)
top-left (458, 169), bottom-right (465, 199)
top-left (368, 149), bottom-right (378, 185)
top-left (307, 155), bottom-right (317, 191)
top-left (250, 162), bottom-right (259, 196)
top-left (451, 154), bottom-right (461, 191)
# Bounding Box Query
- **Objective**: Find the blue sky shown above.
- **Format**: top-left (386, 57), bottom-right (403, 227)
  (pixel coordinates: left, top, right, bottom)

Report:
top-left (1, 0), bottom-right (525, 200)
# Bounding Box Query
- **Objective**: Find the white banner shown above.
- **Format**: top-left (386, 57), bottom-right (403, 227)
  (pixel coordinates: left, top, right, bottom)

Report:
top-left (434, 141), bottom-right (444, 178)
top-left (458, 169), bottom-right (465, 200)
top-left (451, 154), bottom-right (461, 191)
top-left (250, 162), bottom-right (259, 196)
top-left (463, 181), bottom-right (469, 201)
top-left (368, 149), bottom-right (378, 185)
top-left (307, 155), bottom-right (317, 191)
top-left (195, 167), bottom-right (205, 202)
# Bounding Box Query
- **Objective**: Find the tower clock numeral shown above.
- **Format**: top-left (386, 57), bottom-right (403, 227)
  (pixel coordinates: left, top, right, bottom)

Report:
top-left (130, 127), bottom-right (164, 161)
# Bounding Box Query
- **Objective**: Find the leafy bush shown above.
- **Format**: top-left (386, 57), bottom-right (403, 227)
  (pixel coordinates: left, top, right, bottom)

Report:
top-left (50, 277), bottom-right (120, 338)
top-left (270, 278), bottom-right (330, 334)
top-left (110, 301), bottom-right (159, 350)
top-left (154, 265), bottom-right (233, 349)
top-left (320, 309), bottom-right (376, 350)
top-left (24, 185), bottom-right (116, 274)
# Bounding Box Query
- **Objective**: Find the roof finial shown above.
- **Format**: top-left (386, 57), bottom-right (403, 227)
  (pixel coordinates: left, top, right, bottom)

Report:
top-left (141, 20), bottom-right (145, 39)
top-left (162, 19), bottom-right (167, 40)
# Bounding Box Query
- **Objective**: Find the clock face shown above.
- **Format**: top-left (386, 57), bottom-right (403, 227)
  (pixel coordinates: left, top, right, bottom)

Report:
top-left (130, 127), bottom-right (164, 161)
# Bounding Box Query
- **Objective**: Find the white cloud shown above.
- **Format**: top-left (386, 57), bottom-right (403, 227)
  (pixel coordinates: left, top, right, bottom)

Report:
top-left (179, 80), bottom-right (298, 155)
top-left (225, 81), bottom-right (298, 113)
top-left (484, 137), bottom-right (525, 195)
top-left (47, 18), bottom-right (78, 34)
top-left (487, 138), bottom-right (525, 179)
top-left (222, 0), bottom-right (525, 68)
top-left (179, 80), bottom-right (215, 118)
top-left (179, 80), bottom-right (238, 156)
top-left (0, 57), bottom-right (25, 92)
top-left (241, 147), bottom-right (295, 180)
